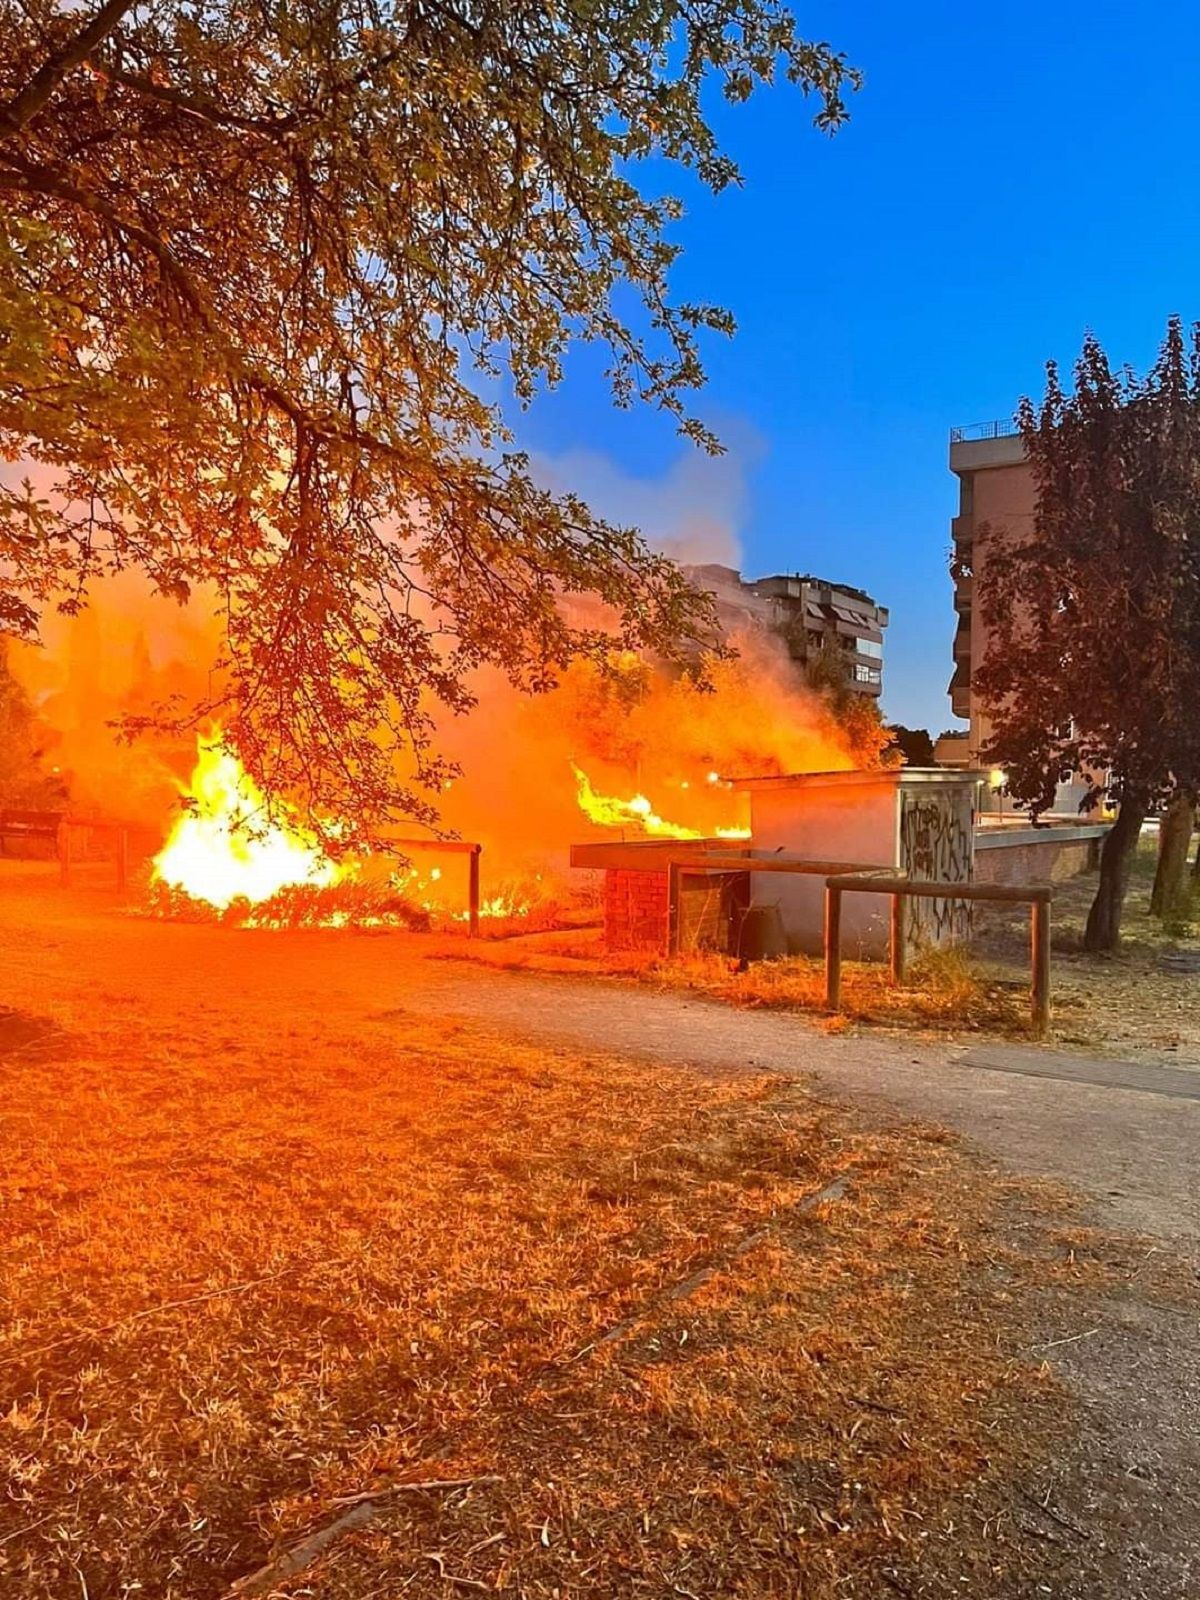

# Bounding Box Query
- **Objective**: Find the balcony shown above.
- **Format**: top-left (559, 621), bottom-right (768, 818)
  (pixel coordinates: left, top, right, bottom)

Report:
top-left (953, 574), bottom-right (974, 612)
top-left (949, 662), bottom-right (971, 720)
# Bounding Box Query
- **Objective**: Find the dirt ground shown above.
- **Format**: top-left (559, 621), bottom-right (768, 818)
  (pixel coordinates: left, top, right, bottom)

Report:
top-left (971, 841), bottom-right (1200, 1064)
top-left (1, 862), bottom-right (1198, 1598)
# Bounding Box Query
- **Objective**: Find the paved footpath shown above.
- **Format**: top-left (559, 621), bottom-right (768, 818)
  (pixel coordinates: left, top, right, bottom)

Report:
top-left (401, 958), bottom-right (1200, 1245)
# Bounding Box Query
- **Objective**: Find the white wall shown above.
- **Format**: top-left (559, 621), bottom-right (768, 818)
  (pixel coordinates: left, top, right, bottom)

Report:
top-left (748, 777), bottom-right (900, 957)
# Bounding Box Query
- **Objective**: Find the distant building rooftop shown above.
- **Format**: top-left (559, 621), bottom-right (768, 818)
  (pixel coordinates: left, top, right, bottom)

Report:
top-left (949, 419), bottom-right (1020, 444)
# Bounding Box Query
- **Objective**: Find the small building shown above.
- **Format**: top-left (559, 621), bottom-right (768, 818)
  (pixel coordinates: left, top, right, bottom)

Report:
top-left (685, 564), bottom-right (888, 697)
top-left (571, 767), bottom-right (981, 961)
top-left (740, 768), bottom-right (977, 958)
top-left (933, 730), bottom-right (971, 768)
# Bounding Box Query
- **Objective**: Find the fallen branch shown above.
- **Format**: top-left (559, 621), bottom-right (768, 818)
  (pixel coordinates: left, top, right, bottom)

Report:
top-left (1027, 1327), bottom-right (1099, 1353)
top-left (222, 1476), bottom-right (498, 1598)
top-left (569, 1171), bottom-right (851, 1363)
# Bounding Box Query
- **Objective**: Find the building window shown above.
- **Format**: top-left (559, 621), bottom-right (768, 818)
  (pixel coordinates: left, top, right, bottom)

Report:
top-left (855, 638), bottom-right (883, 659)
top-left (854, 664), bottom-right (881, 685)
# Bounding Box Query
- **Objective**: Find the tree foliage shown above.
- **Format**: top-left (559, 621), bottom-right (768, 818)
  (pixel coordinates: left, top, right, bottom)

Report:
top-left (0, 0), bottom-right (857, 844)
top-left (802, 642), bottom-right (893, 768)
top-left (885, 724), bottom-right (934, 767)
top-left (976, 318), bottom-right (1200, 947)
top-left (0, 641), bottom-right (65, 808)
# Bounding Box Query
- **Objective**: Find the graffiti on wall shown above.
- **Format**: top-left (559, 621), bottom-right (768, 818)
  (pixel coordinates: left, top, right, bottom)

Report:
top-left (900, 787), bottom-right (975, 953)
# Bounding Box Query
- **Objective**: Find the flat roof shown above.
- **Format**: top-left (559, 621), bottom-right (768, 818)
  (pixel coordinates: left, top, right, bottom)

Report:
top-left (733, 767), bottom-right (987, 792)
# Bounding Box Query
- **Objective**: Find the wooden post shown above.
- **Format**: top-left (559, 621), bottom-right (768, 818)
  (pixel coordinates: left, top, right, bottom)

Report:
top-left (1031, 896), bottom-right (1051, 1036)
top-left (58, 822), bottom-right (71, 888)
top-left (824, 885), bottom-right (843, 1012)
top-left (115, 826), bottom-right (129, 893)
top-left (667, 862), bottom-right (682, 956)
top-left (890, 893), bottom-right (907, 985)
top-left (467, 846), bottom-right (480, 938)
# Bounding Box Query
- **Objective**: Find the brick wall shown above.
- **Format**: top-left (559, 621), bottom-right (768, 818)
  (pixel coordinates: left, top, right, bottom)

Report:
top-left (604, 868), bottom-right (670, 951)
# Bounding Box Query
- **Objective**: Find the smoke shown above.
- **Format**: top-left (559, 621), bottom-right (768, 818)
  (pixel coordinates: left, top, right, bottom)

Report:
top-left (8, 573), bottom-right (221, 826)
top-left (431, 625), bottom-right (858, 871)
top-left (531, 424), bottom-right (762, 569)
top-left (6, 433), bottom-right (866, 861)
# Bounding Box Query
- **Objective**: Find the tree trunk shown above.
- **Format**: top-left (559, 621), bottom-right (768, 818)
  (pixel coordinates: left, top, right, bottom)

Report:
top-left (1084, 797), bottom-right (1148, 952)
top-left (1150, 793), bottom-right (1195, 918)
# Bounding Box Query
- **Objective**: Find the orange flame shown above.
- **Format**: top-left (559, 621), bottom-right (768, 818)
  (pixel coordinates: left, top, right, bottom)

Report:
top-left (152, 735), bottom-right (341, 910)
top-left (571, 762), bottom-right (750, 841)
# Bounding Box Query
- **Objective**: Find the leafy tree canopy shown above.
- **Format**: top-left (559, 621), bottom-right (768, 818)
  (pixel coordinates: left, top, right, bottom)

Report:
top-left (0, 0), bottom-right (857, 845)
top-left (976, 317), bottom-right (1200, 946)
top-left (885, 724), bottom-right (934, 767)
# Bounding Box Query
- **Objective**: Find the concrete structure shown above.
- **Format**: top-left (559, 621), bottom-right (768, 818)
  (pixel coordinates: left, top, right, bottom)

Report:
top-left (741, 768), bottom-right (978, 958)
top-left (947, 421), bottom-right (1030, 739)
top-left (933, 730), bottom-right (971, 768)
top-left (685, 564), bottom-right (888, 697)
top-left (974, 822), bottom-right (1108, 886)
top-left (570, 784), bottom-right (1106, 958)
top-left (947, 421), bottom-right (1092, 814)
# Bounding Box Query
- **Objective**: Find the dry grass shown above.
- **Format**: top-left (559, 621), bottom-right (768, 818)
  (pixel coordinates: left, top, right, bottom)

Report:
top-left (644, 945), bottom-right (1031, 1035)
top-left (0, 865), bottom-right (1167, 1598)
top-left (457, 933), bottom-right (1031, 1038)
top-left (972, 841), bottom-right (1200, 1061)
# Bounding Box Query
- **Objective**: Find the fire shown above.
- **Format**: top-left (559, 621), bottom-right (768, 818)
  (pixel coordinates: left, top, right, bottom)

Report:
top-left (571, 763), bottom-right (750, 841)
top-left (153, 735), bottom-right (340, 910)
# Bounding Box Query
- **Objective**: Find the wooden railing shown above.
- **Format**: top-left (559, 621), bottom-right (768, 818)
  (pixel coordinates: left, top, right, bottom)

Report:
top-left (823, 872), bottom-right (1053, 1035)
top-left (391, 837), bottom-right (482, 936)
top-left (663, 851), bottom-right (1055, 1036)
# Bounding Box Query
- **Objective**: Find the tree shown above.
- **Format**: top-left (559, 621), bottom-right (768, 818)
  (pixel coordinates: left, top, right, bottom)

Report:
top-left (976, 319), bottom-right (1200, 951)
top-left (886, 724), bottom-right (935, 767)
top-left (0, 0), bottom-right (858, 848)
top-left (0, 642), bottom-right (65, 808)
top-left (803, 643), bottom-right (894, 768)
top-left (1150, 792), bottom-right (1195, 920)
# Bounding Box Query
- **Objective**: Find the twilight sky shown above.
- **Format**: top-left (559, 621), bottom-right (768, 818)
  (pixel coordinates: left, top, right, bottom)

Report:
top-left (511, 0), bottom-right (1200, 734)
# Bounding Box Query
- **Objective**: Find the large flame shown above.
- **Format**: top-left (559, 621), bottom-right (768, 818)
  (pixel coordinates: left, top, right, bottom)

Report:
top-left (571, 763), bottom-right (750, 841)
top-left (153, 735), bottom-right (340, 910)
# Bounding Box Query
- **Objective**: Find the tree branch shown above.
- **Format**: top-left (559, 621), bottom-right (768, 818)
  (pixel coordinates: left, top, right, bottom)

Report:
top-left (0, 0), bottom-right (137, 139)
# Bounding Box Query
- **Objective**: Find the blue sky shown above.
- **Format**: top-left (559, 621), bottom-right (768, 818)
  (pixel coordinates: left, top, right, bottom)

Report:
top-left (511, 1), bottom-right (1200, 733)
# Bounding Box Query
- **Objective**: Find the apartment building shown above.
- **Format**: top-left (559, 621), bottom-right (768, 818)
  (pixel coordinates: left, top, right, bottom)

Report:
top-left (946, 420), bottom-right (1092, 811)
top-left (946, 420), bottom-right (1031, 753)
top-left (686, 564), bottom-right (889, 696)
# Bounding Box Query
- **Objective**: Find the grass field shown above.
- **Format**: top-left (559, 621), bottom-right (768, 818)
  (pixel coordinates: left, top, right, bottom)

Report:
top-left (0, 864), bottom-right (1160, 1598)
